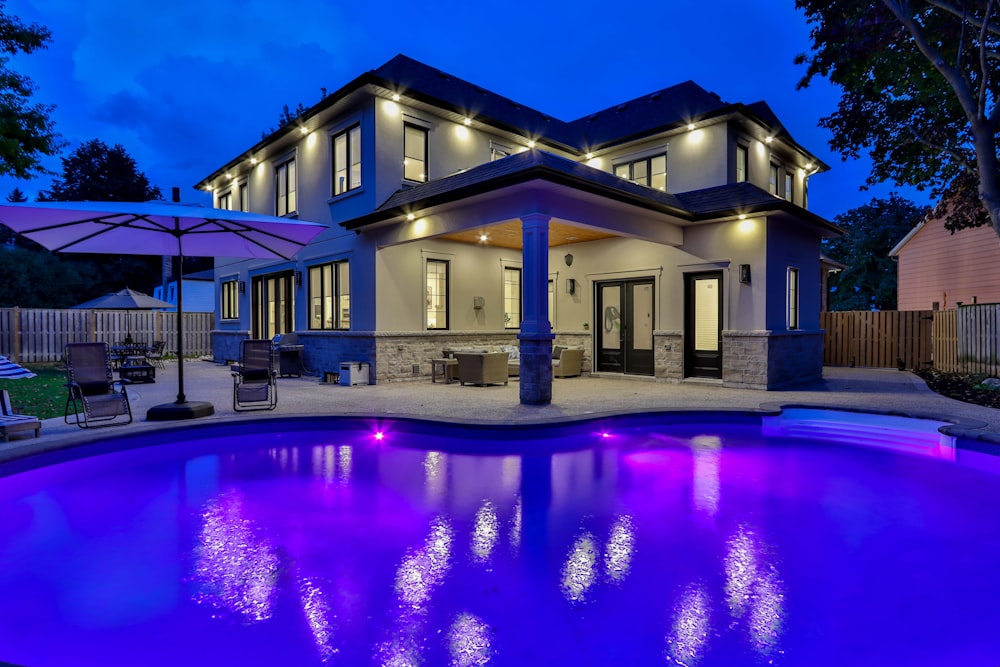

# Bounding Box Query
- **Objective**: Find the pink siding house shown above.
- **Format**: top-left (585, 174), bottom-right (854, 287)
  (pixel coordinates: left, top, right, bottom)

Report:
top-left (890, 217), bottom-right (1000, 310)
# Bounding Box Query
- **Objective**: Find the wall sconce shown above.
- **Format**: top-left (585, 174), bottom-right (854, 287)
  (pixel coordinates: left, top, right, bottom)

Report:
top-left (473, 296), bottom-right (484, 310)
top-left (238, 281), bottom-right (246, 294)
top-left (739, 264), bottom-right (751, 285)
top-left (294, 271), bottom-right (302, 287)
top-left (566, 278), bottom-right (576, 295)
top-left (564, 253), bottom-right (574, 267)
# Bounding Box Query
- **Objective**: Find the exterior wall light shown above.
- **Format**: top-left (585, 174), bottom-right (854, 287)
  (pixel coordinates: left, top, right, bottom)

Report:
top-left (294, 271), bottom-right (302, 287)
top-left (238, 281), bottom-right (246, 294)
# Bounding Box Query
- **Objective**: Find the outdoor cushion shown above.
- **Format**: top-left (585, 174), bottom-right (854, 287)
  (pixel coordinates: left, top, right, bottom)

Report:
top-left (552, 345), bottom-right (567, 360)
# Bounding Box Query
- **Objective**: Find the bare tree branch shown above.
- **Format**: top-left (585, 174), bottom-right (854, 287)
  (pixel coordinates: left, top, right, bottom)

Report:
top-left (925, 0), bottom-right (1000, 37)
top-left (906, 125), bottom-right (974, 171)
top-left (978, 0), bottom-right (994, 118)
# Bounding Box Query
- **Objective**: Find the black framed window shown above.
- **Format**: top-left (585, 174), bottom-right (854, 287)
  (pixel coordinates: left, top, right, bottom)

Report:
top-left (769, 163), bottom-right (780, 196)
top-left (221, 280), bottom-right (239, 320)
top-left (613, 153), bottom-right (667, 191)
top-left (333, 125), bottom-right (362, 195)
top-left (736, 144), bottom-right (748, 183)
top-left (784, 173), bottom-right (793, 202)
top-left (252, 271), bottom-right (294, 339)
top-left (275, 157), bottom-right (297, 216)
top-left (426, 259), bottom-right (449, 329)
top-left (404, 123), bottom-right (428, 182)
top-left (217, 190), bottom-right (233, 210)
top-left (309, 260), bottom-right (350, 330)
top-left (238, 182), bottom-right (249, 212)
top-left (787, 267), bottom-right (800, 330)
top-left (503, 267), bottom-right (521, 329)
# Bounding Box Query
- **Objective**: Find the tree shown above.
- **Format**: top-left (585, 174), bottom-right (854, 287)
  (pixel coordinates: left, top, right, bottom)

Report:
top-left (796, 1), bottom-right (1000, 236)
top-left (0, 2), bottom-right (61, 178)
top-left (5, 186), bottom-right (25, 202)
top-left (823, 194), bottom-right (927, 311)
top-left (39, 139), bottom-right (162, 202)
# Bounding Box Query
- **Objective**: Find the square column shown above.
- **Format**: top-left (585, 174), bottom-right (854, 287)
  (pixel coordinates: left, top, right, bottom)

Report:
top-left (518, 213), bottom-right (555, 405)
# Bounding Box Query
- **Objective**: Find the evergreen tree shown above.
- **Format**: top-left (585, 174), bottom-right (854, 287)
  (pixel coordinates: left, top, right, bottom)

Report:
top-left (39, 139), bottom-right (162, 202)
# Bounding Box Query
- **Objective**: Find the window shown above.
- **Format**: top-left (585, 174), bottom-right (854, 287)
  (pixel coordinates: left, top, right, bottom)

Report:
top-left (787, 267), bottom-right (800, 330)
top-left (238, 182), bottom-right (249, 212)
top-left (736, 144), bottom-right (748, 183)
top-left (404, 123), bottom-right (428, 182)
top-left (613, 153), bottom-right (667, 191)
top-left (491, 141), bottom-right (511, 161)
top-left (804, 177), bottom-right (809, 209)
top-left (252, 271), bottom-right (294, 339)
top-left (503, 267), bottom-right (521, 329)
top-left (426, 259), bottom-right (449, 329)
top-left (275, 157), bottom-right (297, 216)
top-left (333, 125), bottom-right (362, 195)
top-left (221, 279), bottom-right (239, 320)
top-left (784, 173), bottom-right (793, 202)
top-left (769, 163), bottom-right (779, 196)
top-left (308, 260), bottom-right (350, 330)
top-left (217, 190), bottom-right (233, 210)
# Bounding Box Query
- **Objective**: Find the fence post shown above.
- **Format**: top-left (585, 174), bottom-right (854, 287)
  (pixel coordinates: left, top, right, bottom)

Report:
top-left (12, 306), bottom-right (20, 363)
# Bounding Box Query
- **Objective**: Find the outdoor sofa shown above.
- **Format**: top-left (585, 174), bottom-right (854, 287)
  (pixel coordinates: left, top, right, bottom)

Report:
top-left (454, 351), bottom-right (510, 386)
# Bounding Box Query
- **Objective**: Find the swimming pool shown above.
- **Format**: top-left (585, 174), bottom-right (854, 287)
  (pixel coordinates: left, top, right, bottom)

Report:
top-left (0, 410), bottom-right (997, 666)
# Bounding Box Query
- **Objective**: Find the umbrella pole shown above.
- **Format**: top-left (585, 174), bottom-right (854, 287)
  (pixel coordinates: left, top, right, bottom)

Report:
top-left (175, 255), bottom-right (185, 404)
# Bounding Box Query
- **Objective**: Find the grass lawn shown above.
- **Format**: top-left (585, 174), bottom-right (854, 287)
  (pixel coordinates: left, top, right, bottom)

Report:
top-left (1, 364), bottom-right (67, 419)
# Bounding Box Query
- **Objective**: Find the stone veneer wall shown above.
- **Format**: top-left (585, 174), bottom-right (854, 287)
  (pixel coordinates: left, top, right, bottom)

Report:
top-left (722, 330), bottom-right (823, 390)
top-left (212, 330), bottom-right (250, 364)
top-left (653, 330), bottom-right (684, 381)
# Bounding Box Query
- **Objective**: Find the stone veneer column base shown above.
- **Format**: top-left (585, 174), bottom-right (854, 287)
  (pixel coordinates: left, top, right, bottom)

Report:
top-left (518, 332), bottom-right (555, 405)
top-left (722, 330), bottom-right (824, 389)
top-left (653, 330), bottom-right (684, 381)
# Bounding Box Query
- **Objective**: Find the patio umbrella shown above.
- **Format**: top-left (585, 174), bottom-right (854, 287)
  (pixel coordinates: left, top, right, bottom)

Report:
top-left (0, 355), bottom-right (36, 380)
top-left (0, 199), bottom-right (326, 420)
top-left (71, 287), bottom-right (174, 340)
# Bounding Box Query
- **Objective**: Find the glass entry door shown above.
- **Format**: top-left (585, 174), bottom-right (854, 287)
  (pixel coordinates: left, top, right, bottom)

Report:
top-left (684, 272), bottom-right (722, 378)
top-left (595, 278), bottom-right (654, 375)
top-left (252, 271), bottom-right (294, 340)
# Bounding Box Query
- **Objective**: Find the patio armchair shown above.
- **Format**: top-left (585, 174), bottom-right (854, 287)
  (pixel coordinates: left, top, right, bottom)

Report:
top-left (232, 339), bottom-right (278, 411)
top-left (1, 389), bottom-right (41, 442)
top-left (553, 347), bottom-right (584, 378)
top-left (455, 352), bottom-right (509, 387)
top-left (64, 342), bottom-right (133, 428)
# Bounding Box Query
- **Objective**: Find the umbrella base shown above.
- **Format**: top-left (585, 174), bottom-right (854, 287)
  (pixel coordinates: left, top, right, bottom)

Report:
top-left (146, 401), bottom-right (215, 421)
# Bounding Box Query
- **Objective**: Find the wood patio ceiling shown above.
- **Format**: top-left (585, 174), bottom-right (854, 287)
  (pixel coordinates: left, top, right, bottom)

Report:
top-left (438, 220), bottom-right (616, 249)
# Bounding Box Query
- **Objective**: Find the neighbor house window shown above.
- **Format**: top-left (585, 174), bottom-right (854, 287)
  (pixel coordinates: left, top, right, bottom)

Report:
top-left (252, 271), bottom-right (294, 339)
top-left (769, 163), bottom-right (780, 196)
top-left (614, 153), bottom-right (667, 191)
top-left (238, 182), bottom-right (249, 212)
top-left (217, 190), bottom-right (233, 210)
top-left (426, 259), bottom-right (449, 329)
top-left (333, 124), bottom-right (362, 195)
top-left (735, 144), bottom-right (748, 183)
top-left (276, 157), bottom-right (297, 216)
top-left (308, 260), bottom-right (350, 330)
top-left (787, 267), bottom-right (800, 330)
top-left (404, 123), bottom-right (428, 182)
top-left (504, 267), bottom-right (522, 329)
top-left (784, 173), bottom-right (793, 202)
top-left (221, 279), bottom-right (239, 320)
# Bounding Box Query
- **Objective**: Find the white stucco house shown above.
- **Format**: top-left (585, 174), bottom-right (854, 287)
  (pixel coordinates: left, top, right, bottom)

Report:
top-left (200, 54), bottom-right (840, 404)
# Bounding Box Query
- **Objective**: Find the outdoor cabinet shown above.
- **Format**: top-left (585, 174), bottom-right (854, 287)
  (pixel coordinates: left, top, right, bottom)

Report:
top-left (339, 361), bottom-right (370, 386)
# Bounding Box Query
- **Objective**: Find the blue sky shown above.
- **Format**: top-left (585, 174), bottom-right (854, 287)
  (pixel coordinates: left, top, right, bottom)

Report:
top-left (4, 0), bottom-right (929, 221)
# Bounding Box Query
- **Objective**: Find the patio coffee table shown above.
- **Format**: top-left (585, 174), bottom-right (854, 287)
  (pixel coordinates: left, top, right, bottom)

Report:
top-left (430, 358), bottom-right (458, 384)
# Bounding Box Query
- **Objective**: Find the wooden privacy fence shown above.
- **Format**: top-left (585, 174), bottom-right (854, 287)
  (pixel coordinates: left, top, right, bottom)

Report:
top-left (821, 310), bottom-right (933, 370)
top-left (952, 303), bottom-right (1000, 375)
top-left (0, 308), bottom-right (213, 363)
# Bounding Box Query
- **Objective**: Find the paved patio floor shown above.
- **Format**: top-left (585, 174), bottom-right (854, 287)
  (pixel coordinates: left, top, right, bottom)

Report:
top-left (3, 359), bottom-right (1000, 461)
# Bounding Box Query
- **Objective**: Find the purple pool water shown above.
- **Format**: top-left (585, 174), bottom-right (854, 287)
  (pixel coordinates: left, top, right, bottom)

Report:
top-left (0, 411), bottom-right (998, 666)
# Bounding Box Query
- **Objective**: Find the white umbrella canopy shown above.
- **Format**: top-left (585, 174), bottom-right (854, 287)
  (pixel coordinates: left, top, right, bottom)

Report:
top-left (71, 287), bottom-right (173, 310)
top-left (0, 355), bottom-right (36, 380)
top-left (0, 199), bottom-right (328, 420)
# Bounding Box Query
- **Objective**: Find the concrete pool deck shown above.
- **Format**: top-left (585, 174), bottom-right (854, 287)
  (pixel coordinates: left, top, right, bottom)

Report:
top-left (3, 359), bottom-right (1000, 461)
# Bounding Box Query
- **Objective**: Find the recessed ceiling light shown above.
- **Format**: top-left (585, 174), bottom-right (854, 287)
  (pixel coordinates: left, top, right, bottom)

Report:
top-left (687, 123), bottom-right (695, 131)
top-left (765, 136), bottom-right (773, 144)
top-left (392, 93), bottom-right (401, 102)
top-left (406, 213), bottom-right (415, 221)
top-left (300, 126), bottom-right (308, 135)
top-left (463, 117), bottom-right (471, 126)
top-left (527, 140), bottom-right (536, 148)
top-left (479, 234), bottom-right (488, 242)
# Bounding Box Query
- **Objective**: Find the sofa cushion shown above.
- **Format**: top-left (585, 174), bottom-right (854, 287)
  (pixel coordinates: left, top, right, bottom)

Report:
top-left (552, 345), bottom-right (567, 360)
top-left (500, 344), bottom-right (519, 361)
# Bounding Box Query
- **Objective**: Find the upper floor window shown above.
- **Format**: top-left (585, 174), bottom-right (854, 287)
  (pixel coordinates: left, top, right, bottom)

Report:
top-left (238, 182), bottom-right (249, 212)
top-left (614, 153), bottom-right (667, 191)
top-left (333, 125), bottom-right (362, 195)
top-left (426, 259), bottom-right (449, 329)
top-left (217, 190), bottom-right (233, 210)
top-left (491, 141), bottom-right (511, 161)
top-left (503, 267), bottom-right (522, 329)
top-left (309, 260), bottom-right (350, 330)
top-left (735, 144), bottom-right (748, 183)
top-left (768, 163), bottom-right (780, 196)
top-left (404, 123), bottom-right (428, 182)
top-left (221, 279), bottom-right (239, 320)
top-left (804, 177), bottom-right (810, 209)
top-left (787, 267), bottom-right (800, 330)
top-left (784, 173), bottom-right (793, 202)
top-left (276, 157), bottom-right (297, 216)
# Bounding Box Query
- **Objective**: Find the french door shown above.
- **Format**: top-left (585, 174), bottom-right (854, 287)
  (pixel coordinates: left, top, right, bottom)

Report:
top-left (252, 271), bottom-right (294, 340)
top-left (684, 272), bottom-right (723, 378)
top-left (595, 278), bottom-right (654, 375)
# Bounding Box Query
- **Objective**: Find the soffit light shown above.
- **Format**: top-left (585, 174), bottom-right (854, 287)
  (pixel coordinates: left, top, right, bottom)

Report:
top-left (300, 126), bottom-right (309, 135)
top-left (463, 117), bottom-right (471, 126)
top-left (527, 140), bottom-right (536, 148)
top-left (479, 234), bottom-right (488, 242)
top-left (250, 157), bottom-right (258, 165)
top-left (738, 214), bottom-right (747, 220)
top-left (585, 152), bottom-right (594, 160)
top-left (687, 123), bottom-right (695, 131)
top-left (392, 93), bottom-right (401, 102)
top-left (765, 136), bottom-right (774, 144)
top-left (406, 213), bottom-right (415, 221)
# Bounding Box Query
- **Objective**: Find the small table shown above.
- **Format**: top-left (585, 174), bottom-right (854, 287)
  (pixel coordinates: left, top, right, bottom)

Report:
top-left (430, 358), bottom-right (458, 384)
top-left (119, 363), bottom-right (155, 383)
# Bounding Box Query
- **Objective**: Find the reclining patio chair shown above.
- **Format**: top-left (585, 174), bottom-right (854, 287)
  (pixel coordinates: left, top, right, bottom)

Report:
top-left (232, 339), bottom-right (278, 411)
top-left (64, 342), bottom-right (133, 428)
top-left (1, 389), bottom-right (41, 442)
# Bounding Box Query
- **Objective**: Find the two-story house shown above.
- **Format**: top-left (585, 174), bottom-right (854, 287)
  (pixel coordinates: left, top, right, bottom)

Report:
top-left (199, 54), bottom-right (840, 403)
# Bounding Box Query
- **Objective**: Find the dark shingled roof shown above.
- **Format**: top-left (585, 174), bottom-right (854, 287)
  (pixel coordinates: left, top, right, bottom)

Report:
top-left (341, 150), bottom-right (842, 237)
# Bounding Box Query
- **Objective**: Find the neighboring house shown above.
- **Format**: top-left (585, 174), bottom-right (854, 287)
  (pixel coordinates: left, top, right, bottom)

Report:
top-left (153, 269), bottom-right (215, 313)
top-left (199, 54), bottom-right (840, 400)
top-left (890, 217), bottom-right (1000, 310)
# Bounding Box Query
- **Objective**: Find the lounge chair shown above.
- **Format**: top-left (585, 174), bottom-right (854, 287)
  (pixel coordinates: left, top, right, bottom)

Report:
top-left (64, 342), bottom-right (133, 428)
top-left (553, 347), bottom-right (584, 378)
top-left (1, 389), bottom-right (41, 442)
top-left (232, 339), bottom-right (278, 411)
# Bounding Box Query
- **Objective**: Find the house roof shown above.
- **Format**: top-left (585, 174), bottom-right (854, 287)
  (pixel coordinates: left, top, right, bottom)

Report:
top-left (888, 219), bottom-right (927, 257)
top-left (341, 149), bottom-right (843, 237)
top-left (197, 54), bottom-right (829, 188)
